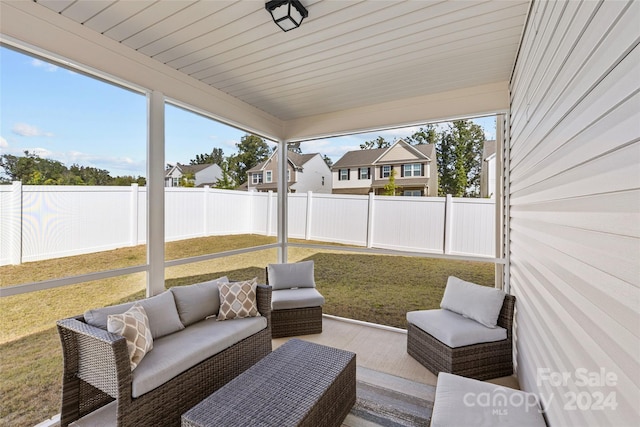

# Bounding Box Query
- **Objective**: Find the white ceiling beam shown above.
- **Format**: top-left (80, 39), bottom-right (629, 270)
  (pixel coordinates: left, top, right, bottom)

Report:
top-left (283, 81), bottom-right (510, 142)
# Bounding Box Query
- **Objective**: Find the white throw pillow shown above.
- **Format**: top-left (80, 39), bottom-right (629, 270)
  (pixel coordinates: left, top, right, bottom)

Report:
top-left (267, 261), bottom-right (315, 290)
top-left (107, 304), bottom-right (153, 370)
top-left (440, 276), bottom-right (506, 328)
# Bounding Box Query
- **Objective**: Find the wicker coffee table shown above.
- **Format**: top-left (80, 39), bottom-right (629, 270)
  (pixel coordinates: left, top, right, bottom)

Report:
top-left (182, 339), bottom-right (356, 427)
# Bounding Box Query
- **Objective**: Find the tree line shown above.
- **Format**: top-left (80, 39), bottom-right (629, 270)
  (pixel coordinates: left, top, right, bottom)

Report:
top-left (1, 119), bottom-right (488, 197)
top-left (0, 151), bottom-right (145, 186)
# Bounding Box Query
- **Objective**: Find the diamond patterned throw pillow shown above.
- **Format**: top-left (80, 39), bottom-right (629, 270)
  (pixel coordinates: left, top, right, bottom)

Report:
top-left (107, 303), bottom-right (153, 370)
top-left (217, 278), bottom-right (261, 321)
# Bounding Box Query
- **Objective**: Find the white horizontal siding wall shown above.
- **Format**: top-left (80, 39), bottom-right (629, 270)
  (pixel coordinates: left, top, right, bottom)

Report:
top-left (509, 1), bottom-right (640, 426)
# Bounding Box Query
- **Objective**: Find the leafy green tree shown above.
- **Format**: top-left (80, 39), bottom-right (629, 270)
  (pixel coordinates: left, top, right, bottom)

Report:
top-left (405, 125), bottom-right (438, 145)
top-left (436, 120), bottom-right (485, 197)
top-left (382, 169), bottom-right (401, 196)
top-left (1, 151), bottom-right (67, 183)
top-left (229, 134), bottom-right (271, 185)
top-left (360, 136), bottom-right (391, 150)
top-left (69, 164), bottom-right (112, 185)
top-left (190, 148), bottom-right (224, 166)
top-left (322, 155), bottom-right (334, 168)
top-left (214, 158), bottom-right (236, 190)
top-left (1, 151), bottom-right (147, 186)
top-left (180, 172), bottom-right (195, 187)
top-left (112, 175), bottom-right (146, 186)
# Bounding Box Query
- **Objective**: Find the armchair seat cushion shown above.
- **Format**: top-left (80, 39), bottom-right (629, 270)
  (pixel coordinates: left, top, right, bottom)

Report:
top-left (271, 288), bottom-right (325, 310)
top-left (407, 309), bottom-right (506, 348)
top-left (431, 373), bottom-right (546, 427)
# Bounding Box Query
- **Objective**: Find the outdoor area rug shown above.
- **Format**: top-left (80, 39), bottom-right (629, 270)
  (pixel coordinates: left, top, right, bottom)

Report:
top-left (344, 366), bottom-right (436, 427)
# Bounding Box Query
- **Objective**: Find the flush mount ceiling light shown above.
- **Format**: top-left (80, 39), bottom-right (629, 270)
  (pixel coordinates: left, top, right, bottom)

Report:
top-left (265, 0), bottom-right (308, 32)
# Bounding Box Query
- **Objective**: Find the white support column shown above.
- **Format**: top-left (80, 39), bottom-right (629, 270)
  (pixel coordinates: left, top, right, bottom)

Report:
top-left (130, 183), bottom-right (139, 247)
top-left (277, 142), bottom-right (287, 263)
top-left (203, 185), bottom-right (209, 237)
top-left (8, 181), bottom-right (22, 265)
top-left (495, 114), bottom-right (505, 289)
top-left (305, 191), bottom-right (313, 240)
top-left (147, 90), bottom-right (165, 297)
top-left (366, 192), bottom-right (375, 248)
top-left (502, 112), bottom-right (512, 294)
top-left (443, 194), bottom-right (453, 254)
top-left (266, 191), bottom-right (273, 236)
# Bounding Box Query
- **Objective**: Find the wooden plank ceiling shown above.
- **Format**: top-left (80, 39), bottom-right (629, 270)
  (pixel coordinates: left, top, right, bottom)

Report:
top-left (35, 0), bottom-right (530, 121)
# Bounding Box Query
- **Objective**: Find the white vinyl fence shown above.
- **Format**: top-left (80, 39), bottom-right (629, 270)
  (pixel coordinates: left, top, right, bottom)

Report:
top-left (0, 183), bottom-right (495, 266)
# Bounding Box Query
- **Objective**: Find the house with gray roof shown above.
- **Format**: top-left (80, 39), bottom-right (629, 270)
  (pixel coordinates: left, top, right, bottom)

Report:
top-left (331, 139), bottom-right (438, 196)
top-left (480, 140), bottom-right (497, 198)
top-left (164, 163), bottom-right (223, 188)
top-left (246, 149), bottom-right (332, 193)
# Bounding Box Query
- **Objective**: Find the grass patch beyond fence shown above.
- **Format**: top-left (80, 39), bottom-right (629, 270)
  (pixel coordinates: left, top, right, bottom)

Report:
top-left (0, 235), bottom-right (494, 426)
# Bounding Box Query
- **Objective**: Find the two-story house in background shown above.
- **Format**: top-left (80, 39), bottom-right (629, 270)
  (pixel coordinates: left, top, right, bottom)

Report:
top-left (164, 163), bottom-right (223, 187)
top-left (331, 139), bottom-right (438, 196)
top-left (480, 140), bottom-right (497, 198)
top-left (245, 149), bottom-right (332, 193)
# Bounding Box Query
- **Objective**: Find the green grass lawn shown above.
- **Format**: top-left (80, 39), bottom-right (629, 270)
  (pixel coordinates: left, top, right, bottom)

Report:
top-left (0, 235), bottom-right (494, 426)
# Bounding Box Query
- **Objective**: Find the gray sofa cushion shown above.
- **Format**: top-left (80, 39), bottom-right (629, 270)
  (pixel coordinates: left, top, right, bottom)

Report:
top-left (267, 261), bottom-right (315, 290)
top-left (85, 301), bottom-right (135, 330)
top-left (170, 276), bottom-right (229, 326)
top-left (85, 290), bottom-right (184, 339)
top-left (271, 288), bottom-right (325, 310)
top-left (440, 276), bottom-right (506, 328)
top-left (431, 373), bottom-right (546, 427)
top-left (131, 316), bottom-right (268, 398)
top-left (407, 309), bottom-right (506, 348)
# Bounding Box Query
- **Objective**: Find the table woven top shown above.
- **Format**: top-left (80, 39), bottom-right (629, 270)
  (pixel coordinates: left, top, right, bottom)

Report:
top-left (182, 339), bottom-right (356, 427)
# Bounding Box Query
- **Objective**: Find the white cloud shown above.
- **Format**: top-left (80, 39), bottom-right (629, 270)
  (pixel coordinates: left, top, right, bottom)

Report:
top-left (0, 136), bottom-right (7, 148)
top-left (31, 58), bottom-right (58, 72)
top-left (12, 123), bottom-right (54, 137)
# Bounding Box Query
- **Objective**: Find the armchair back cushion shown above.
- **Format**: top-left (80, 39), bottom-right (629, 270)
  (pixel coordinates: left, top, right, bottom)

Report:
top-left (170, 276), bottom-right (229, 326)
top-left (440, 276), bottom-right (506, 328)
top-left (267, 261), bottom-right (315, 290)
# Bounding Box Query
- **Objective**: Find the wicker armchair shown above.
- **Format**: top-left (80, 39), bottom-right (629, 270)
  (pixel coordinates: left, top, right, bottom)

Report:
top-left (265, 262), bottom-right (324, 338)
top-left (407, 294), bottom-right (516, 381)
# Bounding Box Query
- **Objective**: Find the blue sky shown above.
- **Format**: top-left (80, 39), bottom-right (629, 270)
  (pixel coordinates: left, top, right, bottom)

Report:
top-left (1, 46), bottom-right (496, 178)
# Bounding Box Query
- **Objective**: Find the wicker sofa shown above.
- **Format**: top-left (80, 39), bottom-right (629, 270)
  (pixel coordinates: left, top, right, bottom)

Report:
top-left (56, 280), bottom-right (272, 427)
top-left (407, 276), bottom-right (515, 380)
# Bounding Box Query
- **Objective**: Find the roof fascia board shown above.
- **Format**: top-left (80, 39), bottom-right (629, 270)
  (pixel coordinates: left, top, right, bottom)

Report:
top-left (0, 1), bottom-right (285, 141)
top-left (283, 82), bottom-right (509, 142)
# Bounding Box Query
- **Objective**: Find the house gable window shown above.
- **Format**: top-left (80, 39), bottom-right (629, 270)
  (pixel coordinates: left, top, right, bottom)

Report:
top-left (252, 173), bottom-right (263, 184)
top-left (339, 169), bottom-right (350, 181)
top-left (402, 164), bottom-right (422, 177)
top-left (172, 177), bottom-right (179, 187)
top-left (265, 170), bottom-right (272, 183)
top-left (381, 165), bottom-right (392, 178)
top-left (359, 167), bottom-right (370, 179)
